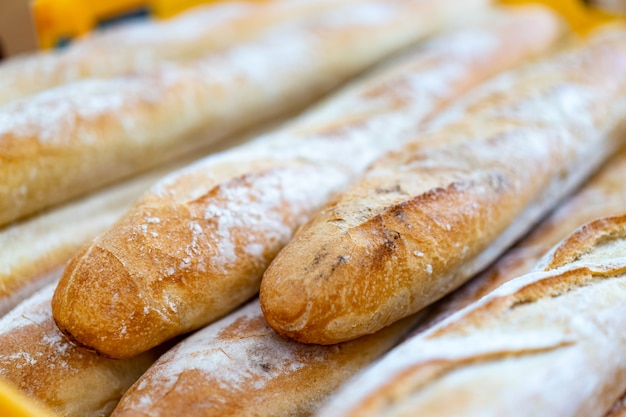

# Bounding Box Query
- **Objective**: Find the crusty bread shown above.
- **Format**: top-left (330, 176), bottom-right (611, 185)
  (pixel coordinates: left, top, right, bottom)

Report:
top-left (0, 0), bottom-right (372, 106)
top-left (50, 4), bottom-right (560, 359)
top-left (316, 213), bottom-right (626, 417)
top-left (260, 24), bottom-right (626, 345)
top-left (110, 300), bottom-right (419, 417)
top-left (414, 144), bottom-right (626, 331)
top-left (0, 284), bottom-right (163, 417)
top-left (1, 0), bottom-right (470, 227)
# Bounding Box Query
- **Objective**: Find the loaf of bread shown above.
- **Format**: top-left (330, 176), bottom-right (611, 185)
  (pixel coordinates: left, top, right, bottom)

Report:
top-left (413, 144), bottom-right (626, 331)
top-left (0, 284), bottom-right (163, 417)
top-left (110, 300), bottom-right (420, 417)
top-left (0, 0), bottom-right (371, 106)
top-left (1, 0), bottom-right (471, 227)
top-left (50, 4), bottom-right (561, 359)
top-left (316, 213), bottom-right (626, 417)
top-left (260, 24), bottom-right (626, 345)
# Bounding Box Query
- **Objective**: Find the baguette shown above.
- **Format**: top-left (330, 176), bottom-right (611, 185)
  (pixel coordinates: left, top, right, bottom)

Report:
top-left (316, 213), bottom-right (626, 417)
top-left (50, 4), bottom-right (561, 359)
top-left (260, 24), bottom-right (626, 345)
top-left (110, 300), bottom-right (419, 417)
top-left (0, 284), bottom-right (163, 417)
top-left (0, 0), bottom-right (465, 227)
top-left (0, 0), bottom-right (370, 106)
top-left (414, 144), bottom-right (626, 331)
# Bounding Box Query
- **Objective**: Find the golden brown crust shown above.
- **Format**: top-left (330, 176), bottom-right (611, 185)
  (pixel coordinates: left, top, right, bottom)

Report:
top-left (52, 2), bottom-right (560, 360)
top-left (317, 213), bottom-right (626, 417)
top-left (110, 300), bottom-right (420, 417)
top-left (260, 24), bottom-right (626, 345)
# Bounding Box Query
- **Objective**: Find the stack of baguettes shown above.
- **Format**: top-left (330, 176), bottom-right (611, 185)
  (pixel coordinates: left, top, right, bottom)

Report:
top-left (1, 0), bottom-right (488, 227)
top-left (3, 0), bottom-right (626, 416)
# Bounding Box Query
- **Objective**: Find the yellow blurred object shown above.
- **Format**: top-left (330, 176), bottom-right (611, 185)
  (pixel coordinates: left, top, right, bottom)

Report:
top-left (30, 0), bottom-right (625, 50)
top-left (500, 0), bottom-right (624, 33)
top-left (0, 378), bottom-right (58, 417)
top-left (152, 0), bottom-right (269, 18)
top-left (31, 0), bottom-right (266, 49)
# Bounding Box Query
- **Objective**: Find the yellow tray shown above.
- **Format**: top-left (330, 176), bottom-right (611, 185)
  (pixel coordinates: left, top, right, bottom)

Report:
top-left (32, 0), bottom-right (268, 49)
top-left (0, 379), bottom-right (57, 417)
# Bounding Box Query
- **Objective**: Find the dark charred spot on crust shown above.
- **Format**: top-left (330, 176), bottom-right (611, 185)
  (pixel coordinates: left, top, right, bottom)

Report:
top-left (356, 215), bottom-right (405, 272)
top-left (390, 200), bottom-right (412, 225)
top-left (246, 344), bottom-right (280, 374)
top-left (329, 254), bottom-right (351, 274)
top-left (337, 255), bottom-right (350, 264)
top-left (383, 228), bottom-right (402, 250)
top-left (307, 250), bottom-right (329, 270)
